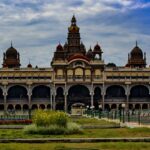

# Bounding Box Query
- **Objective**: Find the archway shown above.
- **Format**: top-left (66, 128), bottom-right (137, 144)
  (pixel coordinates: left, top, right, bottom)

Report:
top-left (0, 88), bottom-right (4, 100)
top-left (142, 104), bottom-right (148, 109)
top-left (56, 87), bottom-right (64, 110)
top-left (7, 85), bottom-right (28, 100)
top-left (7, 104), bottom-right (14, 110)
top-left (32, 85), bottom-right (50, 100)
top-left (23, 104), bottom-right (29, 110)
top-left (31, 104), bottom-right (38, 110)
top-left (104, 104), bottom-right (110, 111)
top-left (68, 85), bottom-right (90, 111)
top-left (130, 85), bottom-right (149, 98)
top-left (129, 104), bottom-right (133, 110)
top-left (135, 104), bottom-right (141, 110)
top-left (94, 87), bottom-right (102, 109)
top-left (47, 104), bottom-right (51, 109)
top-left (39, 104), bottom-right (45, 109)
top-left (15, 104), bottom-right (21, 111)
top-left (111, 104), bottom-right (117, 109)
top-left (0, 104), bottom-right (4, 111)
top-left (106, 85), bottom-right (126, 98)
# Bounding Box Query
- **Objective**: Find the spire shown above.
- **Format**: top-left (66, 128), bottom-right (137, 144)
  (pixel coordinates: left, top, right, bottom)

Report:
top-left (11, 41), bottom-right (13, 47)
top-left (71, 15), bottom-right (76, 25)
top-left (136, 40), bottom-right (138, 47)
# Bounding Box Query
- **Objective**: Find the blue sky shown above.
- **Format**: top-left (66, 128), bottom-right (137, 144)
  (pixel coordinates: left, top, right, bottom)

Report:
top-left (0, 0), bottom-right (150, 67)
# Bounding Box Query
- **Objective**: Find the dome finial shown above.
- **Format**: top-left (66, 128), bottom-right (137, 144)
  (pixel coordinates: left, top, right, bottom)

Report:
top-left (71, 14), bottom-right (76, 25)
top-left (11, 41), bottom-right (13, 47)
top-left (136, 40), bottom-right (138, 47)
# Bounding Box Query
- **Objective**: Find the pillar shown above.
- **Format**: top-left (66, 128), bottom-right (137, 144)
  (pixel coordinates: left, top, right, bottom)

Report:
top-left (126, 84), bottom-right (130, 111)
top-left (53, 93), bottom-right (56, 110)
top-left (50, 89), bottom-right (53, 110)
top-left (27, 85), bottom-right (32, 110)
top-left (90, 84), bottom-right (94, 107)
top-left (64, 92), bottom-right (68, 112)
top-left (102, 84), bottom-right (105, 110)
top-left (3, 85), bottom-right (7, 114)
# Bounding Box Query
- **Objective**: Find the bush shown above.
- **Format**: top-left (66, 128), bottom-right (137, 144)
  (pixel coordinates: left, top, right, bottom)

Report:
top-left (32, 110), bottom-right (68, 127)
top-left (24, 110), bottom-right (82, 135)
top-left (24, 122), bottom-right (82, 135)
top-left (66, 122), bottom-right (83, 134)
top-left (24, 124), bottom-right (66, 135)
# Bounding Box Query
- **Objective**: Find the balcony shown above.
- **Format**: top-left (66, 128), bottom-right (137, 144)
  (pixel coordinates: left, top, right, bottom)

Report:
top-left (105, 98), bottom-right (126, 102)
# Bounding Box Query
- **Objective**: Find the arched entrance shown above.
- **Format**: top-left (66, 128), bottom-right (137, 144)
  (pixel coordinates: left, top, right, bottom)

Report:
top-left (7, 85), bottom-right (28, 100)
top-left (142, 104), bottom-right (148, 110)
top-left (135, 104), bottom-right (141, 110)
top-left (31, 104), bottom-right (38, 110)
top-left (32, 85), bottom-right (50, 100)
top-left (15, 104), bottom-right (21, 111)
top-left (106, 85), bottom-right (126, 98)
top-left (55, 87), bottom-right (64, 110)
top-left (0, 88), bottom-right (4, 101)
top-left (47, 104), bottom-right (51, 110)
top-left (129, 104), bottom-right (133, 110)
top-left (104, 104), bottom-right (110, 111)
top-left (94, 87), bottom-right (102, 109)
top-left (23, 104), bottom-right (29, 111)
top-left (7, 104), bottom-right (14, 110)
top-left (0, 104), bottom-right (4, 111)
top-left (111, 104), bottom-right (117, 109)
top-left (67, 85), bottom-right (90, 111)
top-left (130, 85), bottom-right (149, 98)
top-left (39, 104), bottom-right (45, 109)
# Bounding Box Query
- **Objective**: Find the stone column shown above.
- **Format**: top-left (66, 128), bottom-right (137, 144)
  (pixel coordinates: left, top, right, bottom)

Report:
top-left (50, 89), bottom-right (53, 110)
top-left (64, 84), bottom-right (68, 112)
top-left (102, 84), bottom-right (105, 111)
top-left (90, 84), bottom-right (94, 107)
top-left (53, 93), bottom-right (56, 110)
top-left (126, 84), bottom-right (130, 111)
top-left (64, 92), bottom-right (68, 112)
top-left (27, 85), bottom-right (32, 109)
top-left (90, 92), bottom-right (94, 107)
top-left (3, 85), bottom-right (7, 114)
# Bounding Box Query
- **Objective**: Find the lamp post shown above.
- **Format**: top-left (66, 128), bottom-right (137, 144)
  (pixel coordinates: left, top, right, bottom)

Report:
top-left (99, 104), bottom-right (102, 118)
top-left (122, 103), bottom-right (125, 123)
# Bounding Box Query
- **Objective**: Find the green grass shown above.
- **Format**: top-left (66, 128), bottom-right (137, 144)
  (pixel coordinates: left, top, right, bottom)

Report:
top-left (0, 142), bottom-right (149, 150)
top-left (0, 127), bottom-right (149, 139)
top-left (70, 117), bottom-right (119, 126)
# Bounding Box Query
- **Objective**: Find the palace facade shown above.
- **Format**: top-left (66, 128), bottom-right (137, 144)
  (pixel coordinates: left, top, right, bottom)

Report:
top-left (0, 16), bottom-right (150, 113)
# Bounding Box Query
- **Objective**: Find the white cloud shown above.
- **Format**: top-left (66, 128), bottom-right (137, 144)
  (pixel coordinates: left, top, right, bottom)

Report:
top-left (0, 0), bottom-right (149, 67)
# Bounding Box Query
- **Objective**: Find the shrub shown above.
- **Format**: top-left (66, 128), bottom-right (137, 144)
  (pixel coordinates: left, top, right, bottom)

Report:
top-left (32, 110), bottom-right (68, 127)
top-left (66, 122), bottom-right (83, 134)
top-left (24, 122), bottom-right (82, 135)
top-left (24, 110), bottom-right (82, 135)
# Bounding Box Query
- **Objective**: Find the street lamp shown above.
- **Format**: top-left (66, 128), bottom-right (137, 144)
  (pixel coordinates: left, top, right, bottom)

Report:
top-left (99, 104), bottom-right (102, 118)
top-left (122, 103), bottom-right (126, 123)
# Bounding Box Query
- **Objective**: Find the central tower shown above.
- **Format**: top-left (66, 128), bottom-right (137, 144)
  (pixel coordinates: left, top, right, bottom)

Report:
top-left (65, 15), bottom-right (86, 58)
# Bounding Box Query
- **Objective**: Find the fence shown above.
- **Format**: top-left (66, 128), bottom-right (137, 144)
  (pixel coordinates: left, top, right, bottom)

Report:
top-left (85, 109), bottom-right (150, 125)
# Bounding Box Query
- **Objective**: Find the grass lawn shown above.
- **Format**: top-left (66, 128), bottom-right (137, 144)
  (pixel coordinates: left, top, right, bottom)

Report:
top-left (71, 117), bottom-right (119, 126)
top-left (0, 142), bottom-right (149, 150)
top-left (0, 117), bottom-right (149, 139)
top-left (0, 127), bottom-right (150, 139)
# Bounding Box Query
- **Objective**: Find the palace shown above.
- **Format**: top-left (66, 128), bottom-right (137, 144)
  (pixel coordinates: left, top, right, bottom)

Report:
top-left (0, 15), bottom-right (150, 114)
